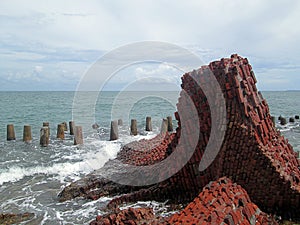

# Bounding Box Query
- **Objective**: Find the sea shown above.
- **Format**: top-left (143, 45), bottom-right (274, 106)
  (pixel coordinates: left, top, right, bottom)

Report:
top-left (0, 91), bottom-right (299, 224)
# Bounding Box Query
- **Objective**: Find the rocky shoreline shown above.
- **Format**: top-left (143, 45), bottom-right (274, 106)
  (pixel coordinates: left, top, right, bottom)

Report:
top-left (60, 54), bottom-right (300, 224)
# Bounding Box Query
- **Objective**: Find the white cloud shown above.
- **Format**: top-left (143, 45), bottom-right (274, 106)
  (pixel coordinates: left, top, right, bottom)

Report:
top-left (34, 65), bottom-right (43, 73)
top-left (0, 0), bottom-right (300, 90)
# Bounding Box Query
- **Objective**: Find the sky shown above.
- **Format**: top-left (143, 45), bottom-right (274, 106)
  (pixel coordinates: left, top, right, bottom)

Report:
top-left (0, 0), bottom-right (300, 91)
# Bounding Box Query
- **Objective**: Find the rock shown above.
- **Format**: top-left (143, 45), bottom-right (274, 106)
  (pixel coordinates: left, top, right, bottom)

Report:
top-left (295, 115), bottom-right (300, 120)
top-left (0, 212), bottom-right (34, 225)
top-left (289, 117), bottom-right (295, 123)
top-left (280, 117), bottom-right (287, 125)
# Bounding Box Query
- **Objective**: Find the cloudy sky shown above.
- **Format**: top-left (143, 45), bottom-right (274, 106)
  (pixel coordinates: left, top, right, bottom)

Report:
top-left (0, 0), bottom-right (300, 91)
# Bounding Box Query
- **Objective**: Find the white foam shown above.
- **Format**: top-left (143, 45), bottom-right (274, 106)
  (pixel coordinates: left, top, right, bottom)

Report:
top-left (0, 140), bottom-right (122, 185)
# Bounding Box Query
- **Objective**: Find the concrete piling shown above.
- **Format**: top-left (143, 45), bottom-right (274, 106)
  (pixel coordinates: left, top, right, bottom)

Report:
top-left (69, 121), bottom-right (75, 135)
top-left (74, 126), bottom-right (83, 145)
top-left (42, 122), bottom-right (50, 135)
top-left (130, 119), bottom-right (138, 135)
top-left (23, 125), bottom-right (32, 142)
top-left (40, 127), bottom-right (49, 147)
top-left (145, 117), bottom-right (152, 131)
top-left (110, 120), bottom-right (119, 141)
top-left (160, 118), bottom-right (168, 134)
top-left (57, 124), bottom-right (65, 139)
top-left (280, 117), bottom-right (287, 125)
top-left (43, 122), bottom-right (49, 127)
top-left (167, 116), bottom-right (173, 132)
top-left (295, 115), bottom-right (300, 120)
top-left (118, 119), bottom-right (123, 126)
top-left (62, 122), bottom-right (68, 131)
top-left (92, 123), bottom-right (99, 129)
top-left (7, 124), bottom-right (16, 141)
top-left (289, 117), bottom-right (295, 123)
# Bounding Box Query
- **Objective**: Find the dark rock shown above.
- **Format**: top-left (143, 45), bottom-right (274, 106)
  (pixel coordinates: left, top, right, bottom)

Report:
top-left (0, 212), bottom-right (34, 225)
top-left (280, 117), bottom-right (287, 125)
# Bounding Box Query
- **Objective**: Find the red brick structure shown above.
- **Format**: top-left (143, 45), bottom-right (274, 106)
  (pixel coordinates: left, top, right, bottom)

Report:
top-left (171, 54), bottom-right (300, 217)
top-left (60, 54), bottom-right (300, 222)
top-left (90, 178), bottom-right (277, 225)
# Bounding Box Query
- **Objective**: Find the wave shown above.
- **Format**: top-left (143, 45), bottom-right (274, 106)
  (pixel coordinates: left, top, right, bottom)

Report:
top-left (0, 132), bottom-right (158, 186)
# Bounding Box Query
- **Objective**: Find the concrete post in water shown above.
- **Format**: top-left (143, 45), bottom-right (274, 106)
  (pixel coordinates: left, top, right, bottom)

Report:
top-left (43, 122), bottom-right (49, 127)
top-left (160, 118), bottom-right (168, 134)
top-left (118, 119), bottom-right (123, 126)
top-left (289, 117), bottom-right (295, 123)
top-left (23, 125), bottom-right (32, 142)
top-left (295, 115), bottom-right (300, 120)
top-left (167, 116), bottom-right (173, 132)
top-left (7, 124), bottom-right (16, 141)
top-left (145, 117), bottom-right (152, 131)
top-left (57, 124), bottom-right (65, 139)
top-left (110, 120), bottom-right (119, 141)
top-left (62, 122), bottom-right (68, 131)
top-left (40, 127), bottom-right (49, 147)
top-left (271, 116), bottom-right (276, 126)
top-left (92, 123), bottom-right (99, 129)
top-left (130, 119), bottom-right (138, 135)
top-left (43, 122), bottom-right (50, 135)
top-left (69, 121), bottom-right (75, 135)
top-left (280, 117), bottom-right (287, 125)
top-left (74, 126), bottom-right (83, 145)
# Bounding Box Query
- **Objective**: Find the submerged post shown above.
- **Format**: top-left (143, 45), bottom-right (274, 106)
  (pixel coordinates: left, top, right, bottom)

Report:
top-left (145, 117), bottom-right (152, 131)
top-left (23, 125), bottom-right (32, 142)
top-left (289, 117), bottom-right (295, 123)
top-left (69, 121), bottom-right (75, 135)
top-left (40, 127), bottom-right (49, 147)
top-left (130, 119), bottom-right (138, 135)
top-left (167, 116), bottom-right (173, 132)
top-left (62, 122), bottom-right (68, 131)
top-left (296, 115), bottom-right (300, 120)
top-left (160, 118), bottom-right (168, 134)
top-left (43, 122), bottom-right (49, 127)
top-left (280, 117), bottom-right (287, 125)
top-left (7, 124), bottom-right (16, 141)
top-left (74, 126), bottom-right (83, 145)
top-left (43, 122), bottom-right (50, 135)
top-left (110, 120), bottom-right (119, 141)
top-left (57, 124), bottom-right (65, 140)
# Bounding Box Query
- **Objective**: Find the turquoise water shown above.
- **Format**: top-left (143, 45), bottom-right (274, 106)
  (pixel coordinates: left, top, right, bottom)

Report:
top-left (0, 91), bottom-right (299, 224)
top-left (0, 91), bottom-right (179, 224)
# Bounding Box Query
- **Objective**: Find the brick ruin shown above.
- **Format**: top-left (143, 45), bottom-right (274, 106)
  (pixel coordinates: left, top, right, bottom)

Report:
top-left (91, 177), bottom-right (277, 225)
top-left (59, 54), bottom-right (300, 223)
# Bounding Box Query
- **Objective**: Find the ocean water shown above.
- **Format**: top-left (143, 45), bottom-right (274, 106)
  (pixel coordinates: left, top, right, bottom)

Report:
top-left (0, 91), bottom-right (299, 224)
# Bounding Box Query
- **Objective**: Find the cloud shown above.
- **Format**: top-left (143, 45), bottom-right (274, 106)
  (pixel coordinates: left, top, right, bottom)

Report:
top-left (0, 0), bottom-right (300, 90)
top-left (34, 65), bottom-right (43, 73)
